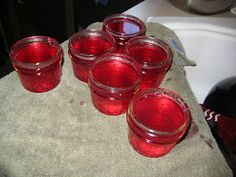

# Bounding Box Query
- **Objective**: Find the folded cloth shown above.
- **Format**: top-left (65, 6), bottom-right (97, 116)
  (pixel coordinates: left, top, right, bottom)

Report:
top-left (0, 22), bottom-right (232, 177)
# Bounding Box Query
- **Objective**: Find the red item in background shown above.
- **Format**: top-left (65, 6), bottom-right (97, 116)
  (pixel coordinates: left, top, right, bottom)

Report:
top-left (201, 105), bottom-right (236, 155)
top-left (202, 76), bottom-right (236, 174)
top-left (10, 36), bottom-right (63, 93)
top-left (201, 105), bottom-right (236, 174)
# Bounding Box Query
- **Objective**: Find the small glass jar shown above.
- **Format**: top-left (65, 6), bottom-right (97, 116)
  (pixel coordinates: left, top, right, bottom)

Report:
top-left (127, 88), bottom-right (191, 158)
top-left (103, 13), bottom-right (146, 53)
top-left (125, 36), bottom-right (173, 90)
top-left (68, 29), bottom-right (115, 82)
top-left (10, 36), bottom-right (63, 93)
top-left (88, 53), bottom-right (142, 116)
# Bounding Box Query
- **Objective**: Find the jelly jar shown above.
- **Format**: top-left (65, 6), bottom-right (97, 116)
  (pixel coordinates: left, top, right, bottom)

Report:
top-left (10, 36), bottom-right (63, 93)
top-left (102, 13), bottom-right (146, 53)
top-left (68, 29), bottom-right (115, 82)
top-left (125, 36), bottom-right (173, 90)
top-left (126, 88), bottom-right (191, 158)
top-left (88, 53), bottom-right (141, 116)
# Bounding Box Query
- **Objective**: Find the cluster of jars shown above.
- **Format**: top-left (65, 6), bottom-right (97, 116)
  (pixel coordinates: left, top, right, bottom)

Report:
top-left (68, 14), bottom-right (191, 158)
top-left (10, 14), bottom-right (191, 158)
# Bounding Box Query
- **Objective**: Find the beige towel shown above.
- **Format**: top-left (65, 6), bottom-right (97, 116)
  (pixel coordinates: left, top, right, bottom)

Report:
top-left (0, 22), bottom-right (232, 177)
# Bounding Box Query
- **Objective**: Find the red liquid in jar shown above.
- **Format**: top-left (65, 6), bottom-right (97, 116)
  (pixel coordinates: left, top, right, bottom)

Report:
top-left (13, 42), bottom-right (62, 92)
top-left (133, 95), bottom-right (184, 132)
top-left (71, 36), bottom-right (113, 56)
top-left (89, 57), bottom-right (140, 115)
top-left (127, 89), bottom-right (190, 157)
top-left (92, 60), bottom-right (138, 88)
top-left (69, 35), bottom-right (114, 82)
top-left (127, 40), bottom-right (171, 89)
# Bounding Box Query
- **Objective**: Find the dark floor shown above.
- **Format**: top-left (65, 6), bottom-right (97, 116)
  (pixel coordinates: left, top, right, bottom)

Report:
top-left (0, 28), bottom-right (13, 78)
top-left (0, 57), bottom-right (13, 79)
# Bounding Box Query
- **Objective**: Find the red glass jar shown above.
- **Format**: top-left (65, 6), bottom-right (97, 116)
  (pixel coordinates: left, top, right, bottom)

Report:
top-left (68, 29), bottom-right (115, 82)
top-left (125, 36), bottom-right (173, 90)
top-left (102, 13), bottom-right (146, 53)
top-left (10, 36), bottom-right (63, 93)
top-left (127, 88), bottom-right (191, 158)
top-left (88, 53), bottom-right (141, 116)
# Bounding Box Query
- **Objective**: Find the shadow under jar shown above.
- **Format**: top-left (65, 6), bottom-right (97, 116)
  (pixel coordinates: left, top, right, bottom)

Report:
top-left (88, 53), bottom-right (141, 116)
top-left (10, 36), bottom-right (63, 93)
top-left (125, 36), bottom-right (173, 90)
top-left (127, 88), bottom-right (191, 158)
top-left (102, 13), bottom-right (146, 54)
top-left (68, 29), bottom-right (115, 82)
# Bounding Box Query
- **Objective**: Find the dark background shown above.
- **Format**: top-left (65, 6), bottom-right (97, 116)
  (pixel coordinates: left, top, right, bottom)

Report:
top-left (0, 0), bottom-right (143, 78)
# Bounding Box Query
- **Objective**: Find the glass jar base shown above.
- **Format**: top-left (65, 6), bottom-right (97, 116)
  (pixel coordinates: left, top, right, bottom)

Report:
top-left (21, 80), bottom-right (60, 93)
top-left (18, 67), bottom-right (62, 93)
top-left (90, 91), bottom-right (128, 116)
top-left (128, 129), bottom-right (175, 158)
top-left (71, 59), bottom-right (91, 83)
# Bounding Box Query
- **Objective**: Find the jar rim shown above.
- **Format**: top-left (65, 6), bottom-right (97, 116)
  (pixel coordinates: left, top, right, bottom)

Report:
top-left (88, 53), bottom-right (142, 93)
top-left (128, 88), bottom-right (191, 136)
top-left (125, 36), bottom-right (173, 69)
top-left (68, 29), bottom-right (115, 61)
top-left (103, 13), bottom-right (146, 38)
top-left (10, 35), bottom-right (62, 69)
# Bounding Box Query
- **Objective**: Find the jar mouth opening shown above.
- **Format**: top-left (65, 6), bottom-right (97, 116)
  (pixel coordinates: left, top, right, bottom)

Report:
top-left (68, 29), bottom-right (116, 61)
top-left (10, 35), bottom-right (62, 69)
top-left (103, 13), bottom-right (146, 38)
top-left (88, 53), bottom-right (142, 93)
top-left (125, 36), bottom-right (173, 69)
top-left (128, 88), bottom-right (191, 136)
